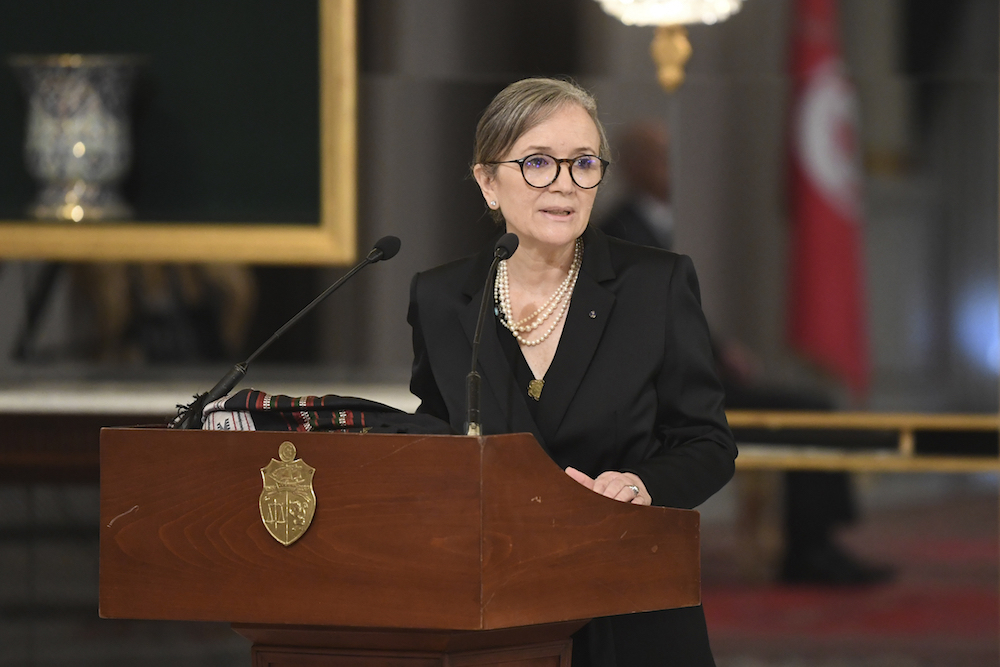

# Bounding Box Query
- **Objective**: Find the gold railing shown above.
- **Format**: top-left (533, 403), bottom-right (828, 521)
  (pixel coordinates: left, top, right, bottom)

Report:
top-left (726, 411), bottom-right (1000, 473)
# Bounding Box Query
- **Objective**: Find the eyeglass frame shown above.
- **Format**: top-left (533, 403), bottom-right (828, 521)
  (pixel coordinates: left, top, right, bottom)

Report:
top-left (485, 153), bottom-right (610, 190)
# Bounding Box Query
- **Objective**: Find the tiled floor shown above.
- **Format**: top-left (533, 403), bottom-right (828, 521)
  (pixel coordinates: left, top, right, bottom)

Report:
top-left (0, 484), bottom-right (247, 666)
top-left (0, 619), bottom-right (247, 667)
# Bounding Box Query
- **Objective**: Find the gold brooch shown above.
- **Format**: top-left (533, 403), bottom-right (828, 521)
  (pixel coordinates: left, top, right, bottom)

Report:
top-left (259, 441), bottom-right (316, 546)
top-left (528, 378), bottom-right (544, 401)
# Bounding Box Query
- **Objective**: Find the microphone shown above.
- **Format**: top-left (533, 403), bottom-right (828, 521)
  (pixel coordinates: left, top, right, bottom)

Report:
top-left (466, 233), bottom-right (518, 436)
top-left (169, 235), bottom-right (402, 429)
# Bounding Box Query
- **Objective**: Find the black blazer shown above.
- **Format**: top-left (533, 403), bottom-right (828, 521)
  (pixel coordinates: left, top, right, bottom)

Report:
top-left (408, 226), bottom-right (735, 667)
top-left (408, 225), bottom-right (735, 510)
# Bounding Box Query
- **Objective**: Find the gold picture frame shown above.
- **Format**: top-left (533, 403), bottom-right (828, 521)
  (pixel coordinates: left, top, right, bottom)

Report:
top-left (0, 0), bottom-right (356, 265)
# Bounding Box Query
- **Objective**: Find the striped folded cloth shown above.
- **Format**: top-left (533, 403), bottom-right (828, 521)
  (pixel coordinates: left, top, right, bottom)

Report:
top-left (202, 388), bottom-right (451, 434)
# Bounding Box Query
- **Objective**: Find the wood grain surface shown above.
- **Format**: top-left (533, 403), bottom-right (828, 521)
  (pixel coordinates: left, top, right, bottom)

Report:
top-left (101, 429), bottom-right (483, 629)
top-left (100, 429), bottom-right (700, 631)
top-left (480, 434), bottom-right (700, 628)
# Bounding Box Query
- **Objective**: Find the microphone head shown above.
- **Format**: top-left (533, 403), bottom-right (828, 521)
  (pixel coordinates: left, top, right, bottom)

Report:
top-left (368, 235), bottom-right (401, 262)
top-left (495, 233), bottom-right (519, 260)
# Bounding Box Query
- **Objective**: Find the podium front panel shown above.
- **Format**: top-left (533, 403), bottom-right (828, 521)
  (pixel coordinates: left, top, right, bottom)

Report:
top-left (100, 429), bottom-right (484, 629)
top-left (480, 434), bottom-right (701, 629)
top-left (101, 428), bottom-right (702, 633)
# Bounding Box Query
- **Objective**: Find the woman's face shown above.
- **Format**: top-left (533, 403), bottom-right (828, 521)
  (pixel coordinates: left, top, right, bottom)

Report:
top-left (475, 104), bottom-right (601, 253)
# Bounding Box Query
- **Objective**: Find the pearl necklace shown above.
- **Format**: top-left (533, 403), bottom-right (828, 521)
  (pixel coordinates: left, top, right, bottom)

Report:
top-left (495, 238), bottom-right (583, 347)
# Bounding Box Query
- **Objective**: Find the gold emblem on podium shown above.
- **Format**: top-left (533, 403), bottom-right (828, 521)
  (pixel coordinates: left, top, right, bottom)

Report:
top-left (260, 441), bottom-right (316, 546)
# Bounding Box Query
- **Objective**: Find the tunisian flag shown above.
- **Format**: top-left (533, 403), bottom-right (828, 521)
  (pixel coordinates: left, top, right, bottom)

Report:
top-left (786, 0), bottom-right (870, 396)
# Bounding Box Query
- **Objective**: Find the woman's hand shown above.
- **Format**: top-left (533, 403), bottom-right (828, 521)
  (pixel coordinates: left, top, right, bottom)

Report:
top-left (564, 467), bottom-right (651, 506)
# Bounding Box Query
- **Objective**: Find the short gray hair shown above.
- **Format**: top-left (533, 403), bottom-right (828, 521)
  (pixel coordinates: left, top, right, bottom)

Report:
top-left (473, 78), bottom-right (610, 223)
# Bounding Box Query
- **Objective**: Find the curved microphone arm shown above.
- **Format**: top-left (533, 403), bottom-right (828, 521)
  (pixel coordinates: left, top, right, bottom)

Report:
top-left (169, 236), bottom-right (402, 429)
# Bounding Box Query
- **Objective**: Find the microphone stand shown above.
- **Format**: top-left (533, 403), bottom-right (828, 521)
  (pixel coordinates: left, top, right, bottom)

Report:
top-left (466, 233), bottom-right (518, 436)
top-left (169, 236), bottom-right (401, 429)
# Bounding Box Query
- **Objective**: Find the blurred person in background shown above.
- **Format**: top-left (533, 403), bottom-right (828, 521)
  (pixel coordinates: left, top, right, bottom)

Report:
top-left (600, 119), bottom-right (891, 585)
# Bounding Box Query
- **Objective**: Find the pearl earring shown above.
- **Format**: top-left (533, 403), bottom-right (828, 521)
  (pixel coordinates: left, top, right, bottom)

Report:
top-left (489, 201), bottom-right (497, 208)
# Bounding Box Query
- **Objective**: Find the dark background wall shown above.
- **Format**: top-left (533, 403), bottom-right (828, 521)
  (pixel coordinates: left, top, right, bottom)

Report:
top-left (0, 0), bottom-right (319, 222)
top-left (0, 0), bottom-right (997, 411)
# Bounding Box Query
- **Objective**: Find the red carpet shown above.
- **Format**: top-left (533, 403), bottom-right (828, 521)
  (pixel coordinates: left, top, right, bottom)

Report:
top-left (701, 483), bottom-right (999, 666)
top-left (705, 582), bottom-right (998, 638)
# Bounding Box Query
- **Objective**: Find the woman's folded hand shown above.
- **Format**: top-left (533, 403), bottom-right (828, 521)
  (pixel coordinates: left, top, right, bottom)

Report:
top-left (565, 467), bottom-right (650, 505)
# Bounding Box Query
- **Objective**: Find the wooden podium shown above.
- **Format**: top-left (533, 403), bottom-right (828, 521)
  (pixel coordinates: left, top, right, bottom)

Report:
top-left (100, 428), bottom-right (701, 666)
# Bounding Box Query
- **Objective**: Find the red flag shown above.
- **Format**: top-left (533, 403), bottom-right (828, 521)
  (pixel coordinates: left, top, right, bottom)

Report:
top-left (786, 0), bottom-right (870, 396)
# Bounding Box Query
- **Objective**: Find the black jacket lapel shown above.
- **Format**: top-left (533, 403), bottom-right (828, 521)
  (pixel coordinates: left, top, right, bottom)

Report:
top-left (534, 227), bottom-right (617, 440)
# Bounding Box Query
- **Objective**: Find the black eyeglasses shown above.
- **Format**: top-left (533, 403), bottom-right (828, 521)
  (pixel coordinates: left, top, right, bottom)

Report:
top-left (487, 153), bottom-right (609, 189)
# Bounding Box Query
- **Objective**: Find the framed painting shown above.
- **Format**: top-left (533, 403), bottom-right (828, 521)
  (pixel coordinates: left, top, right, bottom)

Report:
top-left (0, 0), bottom-right (356, 265)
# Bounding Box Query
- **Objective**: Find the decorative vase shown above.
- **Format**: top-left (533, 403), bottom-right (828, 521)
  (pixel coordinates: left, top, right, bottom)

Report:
top-left (9, 54), bottom-right (142, 222)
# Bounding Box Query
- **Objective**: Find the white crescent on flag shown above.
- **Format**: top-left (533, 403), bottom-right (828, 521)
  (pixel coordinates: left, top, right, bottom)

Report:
top-left (794, 59), bottom-right (863, 222)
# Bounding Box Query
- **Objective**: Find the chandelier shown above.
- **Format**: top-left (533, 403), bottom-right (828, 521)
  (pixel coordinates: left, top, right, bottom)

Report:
top-left (595, 0), bottom-right (747, 91)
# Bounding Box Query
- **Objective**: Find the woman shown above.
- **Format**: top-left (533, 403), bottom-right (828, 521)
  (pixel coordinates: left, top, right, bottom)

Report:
top-left (408, 78), bottom-right (736, 667)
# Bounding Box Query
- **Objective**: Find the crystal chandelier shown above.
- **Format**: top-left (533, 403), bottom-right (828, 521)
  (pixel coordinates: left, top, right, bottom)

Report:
top-left (595, 0), bottom-right (748, 91)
